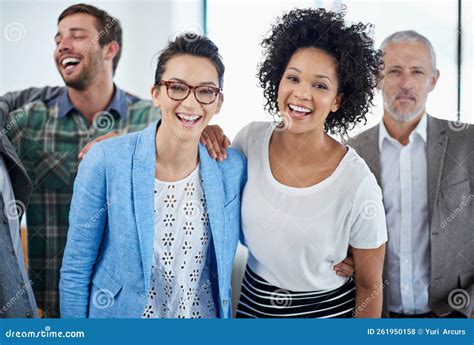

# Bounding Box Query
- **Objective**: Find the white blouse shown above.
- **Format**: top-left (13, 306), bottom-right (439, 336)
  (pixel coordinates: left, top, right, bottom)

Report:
top-left (233, 121), bottom-right (387, 291)
top-left (143, 165), bottom-right (217, 318)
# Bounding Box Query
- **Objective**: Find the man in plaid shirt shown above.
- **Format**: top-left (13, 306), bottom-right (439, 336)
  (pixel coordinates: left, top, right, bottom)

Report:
top-left (0, 4), bottom-right (160, 317)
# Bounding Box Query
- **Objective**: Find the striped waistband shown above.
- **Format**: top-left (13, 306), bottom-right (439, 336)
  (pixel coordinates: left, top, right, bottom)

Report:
top-left (236, 266), bottom-right (355, 318)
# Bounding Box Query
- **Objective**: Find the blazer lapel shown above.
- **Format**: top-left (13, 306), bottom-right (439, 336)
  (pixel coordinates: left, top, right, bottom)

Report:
top-left (132, 121), bottom-right (158, 294)
top-left (198, 144), bottom-right (226, 294)
top-left (131, 134), bottom-right (226, 297)
top-left (426, 115), bottom-right (448, 229)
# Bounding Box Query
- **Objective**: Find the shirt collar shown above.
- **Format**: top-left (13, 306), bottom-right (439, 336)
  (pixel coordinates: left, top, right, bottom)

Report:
top-left (57, 85), bottom-right (128, 119)
top-left (378, 113), bottom-right (427, 151)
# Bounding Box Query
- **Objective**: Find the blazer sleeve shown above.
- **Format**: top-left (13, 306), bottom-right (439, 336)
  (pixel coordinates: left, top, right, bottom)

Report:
top-left (59, 143), bottom-right (108, 318)
top-left (238, 155), bottom-right (248, 247)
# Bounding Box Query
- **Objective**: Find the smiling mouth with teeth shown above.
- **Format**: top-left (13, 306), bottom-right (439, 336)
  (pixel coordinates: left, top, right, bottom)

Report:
top-left (288, 103), bottom-right (313, 118)
top-left (61, 57), bottom-right (81, 70)
top-left (175, 113), bottom-right (203, 128)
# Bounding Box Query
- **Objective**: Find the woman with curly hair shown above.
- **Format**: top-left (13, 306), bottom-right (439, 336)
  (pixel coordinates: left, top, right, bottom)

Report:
top-left (202, 7), bottom-right (387, 318)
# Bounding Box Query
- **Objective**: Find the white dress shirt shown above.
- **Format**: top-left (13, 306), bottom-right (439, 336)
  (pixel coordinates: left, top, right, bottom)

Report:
top-left (379, 114), bottom-right (431, 314)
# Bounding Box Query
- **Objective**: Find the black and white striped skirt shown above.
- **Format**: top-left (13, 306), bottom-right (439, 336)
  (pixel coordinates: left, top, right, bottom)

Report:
top-left (236, 266), bottom-right (356, 318)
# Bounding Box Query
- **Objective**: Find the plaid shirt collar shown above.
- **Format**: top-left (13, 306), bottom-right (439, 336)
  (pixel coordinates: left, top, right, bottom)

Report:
top-left (54, 84), bottom-right (129, 119)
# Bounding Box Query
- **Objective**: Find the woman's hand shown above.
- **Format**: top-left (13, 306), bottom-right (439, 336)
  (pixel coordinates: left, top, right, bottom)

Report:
top-left (200, 124), bottom-right (230, 161)
top-left (333, 255), bottom-right (355, 277)
top-left (79, 126), bottom-right (231, 162)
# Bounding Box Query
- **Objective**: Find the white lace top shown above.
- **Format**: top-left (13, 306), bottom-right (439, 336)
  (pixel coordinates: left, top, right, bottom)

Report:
top-left (143, 165), bottom-right (217, 318)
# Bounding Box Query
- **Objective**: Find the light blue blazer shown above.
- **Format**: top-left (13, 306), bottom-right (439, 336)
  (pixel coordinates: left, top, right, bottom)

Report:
top-left (59, 121), bottom-right (246, 318)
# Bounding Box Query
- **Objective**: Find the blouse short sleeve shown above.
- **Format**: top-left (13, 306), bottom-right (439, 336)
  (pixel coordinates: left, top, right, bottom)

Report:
top-left (349, 172), bottom-right (388, 249)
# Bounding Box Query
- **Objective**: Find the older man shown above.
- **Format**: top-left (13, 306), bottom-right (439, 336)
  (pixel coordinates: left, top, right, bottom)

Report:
top-left (349, 30), bottom-right (473, 318)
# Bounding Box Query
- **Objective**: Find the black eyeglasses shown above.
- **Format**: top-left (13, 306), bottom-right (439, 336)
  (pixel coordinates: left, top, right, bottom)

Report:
top-left (156, 80), bottom-right (222, 105)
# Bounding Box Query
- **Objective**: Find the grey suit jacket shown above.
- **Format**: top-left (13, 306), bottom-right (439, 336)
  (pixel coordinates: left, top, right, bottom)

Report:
top-left (348, 115), bottom-right (474, 317)
top-left (0, 130), bottom-right (37, 317)
top-left (0, 132), bottom-right (31, 217)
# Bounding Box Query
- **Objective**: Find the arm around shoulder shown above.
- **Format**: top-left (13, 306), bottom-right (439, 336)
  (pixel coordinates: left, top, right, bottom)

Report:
top-left (0, 86), bottom-right (62, 127)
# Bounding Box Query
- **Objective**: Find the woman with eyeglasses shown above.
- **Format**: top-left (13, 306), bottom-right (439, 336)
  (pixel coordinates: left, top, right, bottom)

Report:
top-left (202, 8), bottom-right (387, 318)
top-left (59, 34), bottom-right (246, 318)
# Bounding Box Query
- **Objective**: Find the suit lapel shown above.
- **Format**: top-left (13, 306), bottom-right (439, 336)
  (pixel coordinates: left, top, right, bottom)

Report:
top-left (426, 115), bottom-right (448, 228)
top-left (354, 125), bottom-right (389, 315)
top-left (132, 121), bottom-right (158, 294)
top-left (361, 126), bottom-right (382, 187)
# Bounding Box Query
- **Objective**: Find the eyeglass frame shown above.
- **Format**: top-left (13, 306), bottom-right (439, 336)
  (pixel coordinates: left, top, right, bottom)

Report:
top-left (155, 80), bottom-right (222, 105)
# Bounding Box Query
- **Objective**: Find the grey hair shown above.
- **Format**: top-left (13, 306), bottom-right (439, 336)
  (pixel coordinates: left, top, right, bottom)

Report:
top-left (380, 30), bottom-right (437, 73)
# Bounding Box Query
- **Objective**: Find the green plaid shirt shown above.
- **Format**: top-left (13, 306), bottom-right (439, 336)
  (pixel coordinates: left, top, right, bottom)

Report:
top-left (5, 86), bottom-right (160, 317)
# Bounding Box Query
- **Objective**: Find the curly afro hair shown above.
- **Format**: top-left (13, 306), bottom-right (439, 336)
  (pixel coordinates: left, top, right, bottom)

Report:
top-left (258, 7), bottom-right (382, 134)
